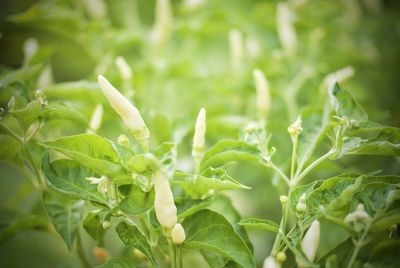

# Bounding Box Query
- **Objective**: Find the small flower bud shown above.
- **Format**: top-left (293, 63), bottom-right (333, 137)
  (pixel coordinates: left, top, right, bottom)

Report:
top-left (288, 116), bottom-right (303, 140)
top-left (297, 220), bottom-right (320, 267)
top-left (263, 256), bottom-right (280, 268)
top-left (171, 223), bottom-right (186, 245)
top-left (229, 28), bottom-right (244, 72)
top-left (115, 56), bottom-right (133, 81)
top-left (117, 134), bottom-right (130, 147)
top-left (253, 69), bottom-right (271, 121)
top-left (98, 75), bottom-right (150, 150)
top-left (296, 193), bottom-right (307, 213)
top-left (296, 202), bottom-right (307, 213)
top-left (192, 108), bottom-right (206, 159)
top-left (102, 220), bottom-right (111, 229)
top-left (276, 252), bottom-right (286, 263)
top-left (279, 195), bottom-right (288, 205)
top-left (276, 3), bottom-right (297, 56)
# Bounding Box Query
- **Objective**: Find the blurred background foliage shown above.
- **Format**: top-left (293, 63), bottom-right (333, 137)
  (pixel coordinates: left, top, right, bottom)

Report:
top-left (0, 0), bottom-right (399, 267)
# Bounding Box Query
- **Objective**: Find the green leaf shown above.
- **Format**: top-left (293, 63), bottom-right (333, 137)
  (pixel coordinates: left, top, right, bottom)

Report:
top-left (0, 215), bottom-right (49, 243)
top-left (238, 218), bottom-right (279, 233)
top-left (340, 126), bottom-right (400, 157)
top-left (173, 168), bottom-right (250, 199)
top-left (115, 221), bottom-right (157, 267)
top-left (41, 104), bottom-right (88, 125)
top-left (371, 209), bottom-right (400, 233)
top-left (369, 240), bottom-right (400, 268)
top-left (297, 106), bottom-right (331, 168)
top-left (200, 140), bottom-right (263, 171)
top-left (96, 258), bottom-right (133, 268)
top-left (153, 142), bottom-right (177, 177)
top-left (182, 209), bottom-right (255, 268)
top-left (40, 134), bottom-right (126, 177)
top-left (43, 81), bottom-right (103, 102)
top-left (177, 198), bottom-right (212, 220)
top-left (0, 65), bottom-right (41, 87)
top-left (0, 135), bottom-right (22, 165)
top-left (118, 185), bottom-right (154, 215)
top-left (329, 83), bottom-right (367, 123)
top-left (42, 190), bottom-right (84, 251)
top-left (9, 99), bottom-right (41, 131)
top-left (42, 152), bottom-right (109, 205)
top-left (83, 210), bottom-right (108, 247)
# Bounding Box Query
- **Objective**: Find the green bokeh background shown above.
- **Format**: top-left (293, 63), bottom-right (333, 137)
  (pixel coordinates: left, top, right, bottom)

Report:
top-left (0, 0), bottom-right (399, 267)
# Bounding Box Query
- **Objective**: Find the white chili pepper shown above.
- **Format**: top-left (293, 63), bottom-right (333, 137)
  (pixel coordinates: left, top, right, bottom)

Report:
top-left (192, 108), bottom-right (206, 159)
top-left (276, 3), bottom-right (297, 56)
top-left (115, 56), bottom-right (133, 81)
top-left (229, 29), bottom-right (244, 72)
top-left (171, 223), bottom-right (186, 244)
top-left (87, 104), bottom-right (103, 134)
top-left (97, 75), bottom-right (150, 150)
top-left (253, 69), bottom-right (271, 121)
top-left (297, 220), bottom-right (320, 267)
top-left (84, 0), bottom-right (107, 19)
top-left (151, 0), bottom-right (173, 46)
top-left (263, 256), bottom-right (280, 268)
top-left (154, 170), bottom-right (177, 228)
top-left (23, 38), bottom-right (39, 66)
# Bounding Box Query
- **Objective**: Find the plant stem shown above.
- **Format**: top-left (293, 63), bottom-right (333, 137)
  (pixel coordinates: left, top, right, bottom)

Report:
top-left (269, 161), bottom-right (290, 185)
top-left (23, 145), bottom-right (46, 189)
top-left (290, 135), bottom-right (298, 180)
top-left (167, 237), bottom-right (177, 268)
top-left (292, 149), bottom-right (334, 186)
top-left (176, 246), bottom-right (182, 268)
top-left (76, 229), bottom-right (91, 268)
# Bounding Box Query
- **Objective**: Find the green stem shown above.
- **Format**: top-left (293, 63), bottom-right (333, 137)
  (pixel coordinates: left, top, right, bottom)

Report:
top-left (269, 161), bottom-right (290, 185)
top-left (0, 122), bottom-right (23, 143)
top-left (167, 237), bottom-right (177, 268)
top-left (176, 246), bottom-right (182, 268)
top-left (23, 145), bottom-right (46, 189)
top-left (292, 149), bottom-right (334, 186)
top-left (290, 135), bottom-right (298, 180)
top-left (76, 229), bottom-right (91, 268)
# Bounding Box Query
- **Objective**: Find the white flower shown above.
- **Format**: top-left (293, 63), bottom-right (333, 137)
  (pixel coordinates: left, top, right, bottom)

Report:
top-left (344, 204), bottom-right (371, 232)
top-left (288, 116), bottom-right (303, 139)
top-left (86, 176), bottom-right (110, 193)
top-left (171, 223), bottom-right (186, 244)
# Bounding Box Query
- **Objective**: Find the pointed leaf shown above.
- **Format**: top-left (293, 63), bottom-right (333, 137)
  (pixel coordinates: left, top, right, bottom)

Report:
top-left (182, 209), bottom-right (255, 268)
